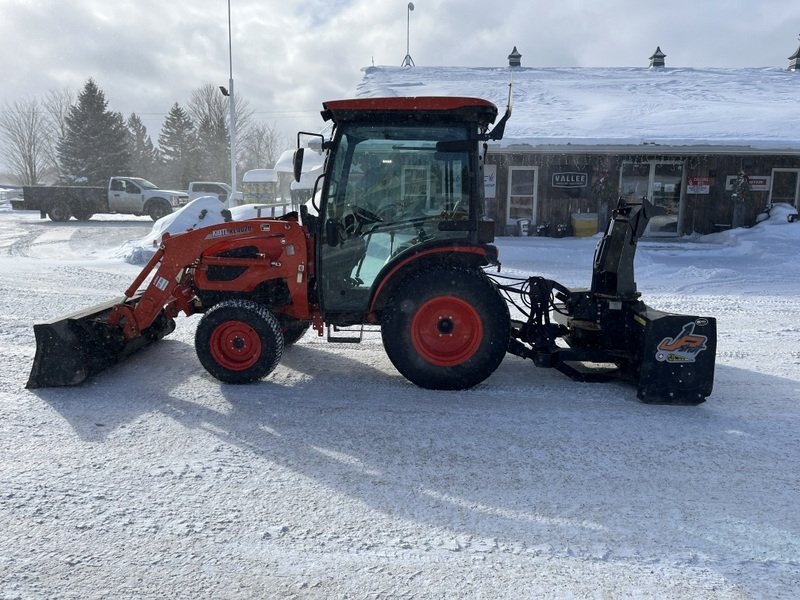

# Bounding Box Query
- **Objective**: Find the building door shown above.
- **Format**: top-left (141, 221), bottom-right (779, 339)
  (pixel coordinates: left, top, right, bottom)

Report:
top-left (769, 168), bottom-right (800, 208)
top-left (620, 161), bottom-right (685, 236)
top-left (506, 167), bottom-right (538, 228)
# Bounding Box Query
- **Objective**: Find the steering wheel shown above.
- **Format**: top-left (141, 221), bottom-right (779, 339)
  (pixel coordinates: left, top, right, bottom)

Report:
top-left (351, 205), bottom-right (383, 225)
top-left (341, 204), bottom-right (383, 237)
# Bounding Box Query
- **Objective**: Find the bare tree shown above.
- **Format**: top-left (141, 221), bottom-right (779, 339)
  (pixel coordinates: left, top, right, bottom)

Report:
top-left (188, 83), bottom-right (254, 183)
top-left (188, 84), bottom-right (228, 129)
top-left (240, 120), bottom-right (286, 172)
top-left (42, 87), bottom-right (75, 179)
top-left (0, 97), bottom-right (50, 185)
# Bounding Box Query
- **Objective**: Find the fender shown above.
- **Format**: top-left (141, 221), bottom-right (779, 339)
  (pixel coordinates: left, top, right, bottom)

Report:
top-left (368, 242), bottom-right (498, 314)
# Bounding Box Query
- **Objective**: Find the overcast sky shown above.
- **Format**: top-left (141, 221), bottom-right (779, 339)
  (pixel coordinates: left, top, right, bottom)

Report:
top-left (2, 0), bottom-right (799, 154)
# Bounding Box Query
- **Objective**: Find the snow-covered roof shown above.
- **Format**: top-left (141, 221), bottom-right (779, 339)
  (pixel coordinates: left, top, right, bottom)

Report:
top-left (356, 65), bottom-right (800, 151)
top-left (242, 168), bottom-right (277, 183)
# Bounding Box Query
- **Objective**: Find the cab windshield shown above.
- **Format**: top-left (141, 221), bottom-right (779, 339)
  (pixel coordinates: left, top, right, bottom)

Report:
top-left (129, 178), bottom-right (158, 190)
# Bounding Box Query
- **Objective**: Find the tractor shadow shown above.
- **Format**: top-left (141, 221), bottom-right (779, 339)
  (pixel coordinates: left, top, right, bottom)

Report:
top-left (33, 338), bottom-right (800, 594)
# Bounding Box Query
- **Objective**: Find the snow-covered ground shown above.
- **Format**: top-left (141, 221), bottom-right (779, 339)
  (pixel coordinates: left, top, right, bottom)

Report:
top-left (1, 199), bottom-right (799, 598)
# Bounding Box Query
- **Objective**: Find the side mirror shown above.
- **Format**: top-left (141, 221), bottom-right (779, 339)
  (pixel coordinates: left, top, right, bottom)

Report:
top-left (293, 148), bottom-right (305, 183)
top-left (325, 219), bottom-right (340, 246)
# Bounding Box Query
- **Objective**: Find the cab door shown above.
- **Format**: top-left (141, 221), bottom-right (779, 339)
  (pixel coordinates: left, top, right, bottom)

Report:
top-left (318, 122), bottom-right (474, 316)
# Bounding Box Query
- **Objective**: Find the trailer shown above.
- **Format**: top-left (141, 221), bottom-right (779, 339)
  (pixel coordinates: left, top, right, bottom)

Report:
top-left (19, 177), bottom-right (188, 222)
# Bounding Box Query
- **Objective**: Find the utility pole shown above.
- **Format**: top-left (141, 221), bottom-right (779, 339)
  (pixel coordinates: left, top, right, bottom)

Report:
top-left (226, 0), bottom-right (237, 197)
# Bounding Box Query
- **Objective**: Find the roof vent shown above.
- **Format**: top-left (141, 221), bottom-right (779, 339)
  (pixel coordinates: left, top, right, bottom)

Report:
top-left (789, 36), bottom-right (800, 71)
top-left (508, 46), bottom-right (522, 68)
top-left (649, 46), bottom-right (666, 68)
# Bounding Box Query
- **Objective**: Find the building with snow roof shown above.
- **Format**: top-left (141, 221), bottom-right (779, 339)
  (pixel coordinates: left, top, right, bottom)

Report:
top-left (354, 46), bottom-right (800, 236)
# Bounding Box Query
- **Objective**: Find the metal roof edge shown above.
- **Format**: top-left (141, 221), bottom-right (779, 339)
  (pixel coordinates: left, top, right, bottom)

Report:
top-left (487, 142), bottom-right (800, 156)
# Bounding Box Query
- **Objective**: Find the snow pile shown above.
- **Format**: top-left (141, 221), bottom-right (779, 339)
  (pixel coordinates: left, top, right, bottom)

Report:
top-left (115, 197), bottom-right (293, 264)
top-left (0, 187), bottom-right (18, 212)
top-left (633, 203), bottom-right (800, 293)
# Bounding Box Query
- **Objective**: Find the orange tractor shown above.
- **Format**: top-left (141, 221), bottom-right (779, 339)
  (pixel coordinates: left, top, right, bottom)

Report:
top-left (28, 97), bottom-right (716, 404)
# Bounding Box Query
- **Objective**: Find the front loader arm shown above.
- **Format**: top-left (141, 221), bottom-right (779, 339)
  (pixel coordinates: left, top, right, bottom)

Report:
top-left (27, 217), bottom-right (311, 388)
top-left (106, 229), bottom-right (206, 340)
top-left (108, 218), bottom-right (312, 339)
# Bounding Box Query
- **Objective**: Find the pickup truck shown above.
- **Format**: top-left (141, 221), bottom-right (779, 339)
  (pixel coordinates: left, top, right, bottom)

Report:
top-left (18, 177), bottom-right (188, 222)
top-left (187, 181), bottom-right (243, 206)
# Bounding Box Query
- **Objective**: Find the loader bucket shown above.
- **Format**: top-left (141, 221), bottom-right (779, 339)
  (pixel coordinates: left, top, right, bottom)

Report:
top-left (26, 298), bottom-right (175, 389)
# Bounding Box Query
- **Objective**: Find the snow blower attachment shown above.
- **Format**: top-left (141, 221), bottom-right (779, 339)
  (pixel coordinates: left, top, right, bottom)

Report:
top-left (498, 198), bottom-right (716, 404)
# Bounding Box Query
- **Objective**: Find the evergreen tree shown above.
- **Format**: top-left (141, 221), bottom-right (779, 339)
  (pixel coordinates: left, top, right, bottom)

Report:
top-left (195, 112), bottom-right (229, 181)
top-left (158, 103), bottom-right (197, 188)
top-left (56, 79), bottom-right (130, 184)
top-left (126, 113), bottom-right (160, 181)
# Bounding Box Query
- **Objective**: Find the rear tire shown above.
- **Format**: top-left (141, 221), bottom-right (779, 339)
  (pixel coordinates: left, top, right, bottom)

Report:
top-left (381, 266), bottom-right (510, 390)
top-left (47, 204), bottom-right (71, 222)
top-left (148, 200), bottom-right (172, 221)
top-left (195, 299), bottom-right (284, 384)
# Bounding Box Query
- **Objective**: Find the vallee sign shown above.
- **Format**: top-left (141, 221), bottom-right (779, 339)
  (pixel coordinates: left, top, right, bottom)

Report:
top-left (552, 172), bottom-right (588, 188)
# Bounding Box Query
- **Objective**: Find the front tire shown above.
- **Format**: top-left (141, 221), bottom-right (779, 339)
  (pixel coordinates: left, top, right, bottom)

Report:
top-left (71, 206), bottom-right (94, 221)
top-left (381, 266), bottom-right (510, 390)
top-left (195, 300), bottom-right (284, 384)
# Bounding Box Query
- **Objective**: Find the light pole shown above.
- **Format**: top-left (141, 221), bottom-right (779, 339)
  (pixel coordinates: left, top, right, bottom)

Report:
top-left (401, 2), bottom-right (415, 67)
top-left (225, 0), bottom-right (237, 199)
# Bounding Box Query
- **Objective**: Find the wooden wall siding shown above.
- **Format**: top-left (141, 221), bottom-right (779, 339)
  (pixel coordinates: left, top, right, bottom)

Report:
top-left (486, 151), bottom-right (800, 236)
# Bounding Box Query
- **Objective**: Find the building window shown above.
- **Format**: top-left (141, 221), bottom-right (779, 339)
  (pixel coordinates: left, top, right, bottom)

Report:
top-left (506, 166), bottom-right (538, 225)
top-left (769, 168), bottom-right (800, 208)
top-left (620, 161), bottom-right (684, 236)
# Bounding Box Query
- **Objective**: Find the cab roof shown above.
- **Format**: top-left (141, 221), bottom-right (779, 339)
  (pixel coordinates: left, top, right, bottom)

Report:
top-left (320, 97), bottom-right (498, 127)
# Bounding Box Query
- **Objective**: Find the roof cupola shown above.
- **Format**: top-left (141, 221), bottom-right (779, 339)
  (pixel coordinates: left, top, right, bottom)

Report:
top-left (788, 35), bottom-right (800, 71)
top-left (649, 46), bottom-right (666, 68)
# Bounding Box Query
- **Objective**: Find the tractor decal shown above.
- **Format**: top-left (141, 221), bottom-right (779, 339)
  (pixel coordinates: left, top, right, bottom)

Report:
top-left (206, 225), bottom-right (253, 240)
top-left (655, 322), bottom-right (709, 363)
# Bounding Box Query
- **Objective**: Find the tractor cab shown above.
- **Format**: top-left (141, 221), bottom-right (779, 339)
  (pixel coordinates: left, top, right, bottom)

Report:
top-left (296, 97), bottom-right (500, 320)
